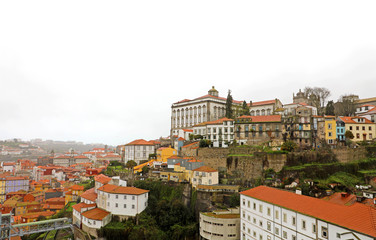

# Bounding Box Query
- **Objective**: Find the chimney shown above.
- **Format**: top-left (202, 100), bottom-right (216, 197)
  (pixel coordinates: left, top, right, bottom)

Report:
top-left (249, 101), bottom-right (253, 107)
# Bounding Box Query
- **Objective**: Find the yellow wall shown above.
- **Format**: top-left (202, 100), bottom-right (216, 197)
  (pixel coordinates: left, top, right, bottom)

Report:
top-left (157, 147), bottom-right (177, 162)
top-left (345, 123), bottom-right (376, 142)
top-left (325, 118), bottom-right (337, 144)
top-left (0, 180), bottom-right (5, 203)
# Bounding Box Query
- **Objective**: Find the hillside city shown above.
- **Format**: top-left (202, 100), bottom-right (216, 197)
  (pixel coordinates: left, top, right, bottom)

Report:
top-left (1, 86), bottom-right (376, 240)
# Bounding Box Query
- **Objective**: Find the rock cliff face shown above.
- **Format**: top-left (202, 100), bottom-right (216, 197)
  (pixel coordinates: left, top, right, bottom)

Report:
top-left (182, 146), bottom-right (367, 181)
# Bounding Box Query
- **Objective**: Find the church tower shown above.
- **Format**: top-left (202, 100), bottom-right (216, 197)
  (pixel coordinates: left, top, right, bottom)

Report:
top-left (208, 86), bottom-right (219, 97)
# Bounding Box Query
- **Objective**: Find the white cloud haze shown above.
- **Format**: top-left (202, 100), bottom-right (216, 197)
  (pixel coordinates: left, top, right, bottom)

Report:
top-left (1, 0), bottom-right (376, 145)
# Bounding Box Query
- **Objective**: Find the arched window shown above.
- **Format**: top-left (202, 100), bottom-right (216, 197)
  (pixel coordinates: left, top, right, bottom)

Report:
top-left (261, 109), bottom-right (265, 116)
top-left (256, 110), bottom-right (260, 116)
top-left (267, 109), bottom-right (271, 115)
top-left (250, 110), bottom-right (255, 116)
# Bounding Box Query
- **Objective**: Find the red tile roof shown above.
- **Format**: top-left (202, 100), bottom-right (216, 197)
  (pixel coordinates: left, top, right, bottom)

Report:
top-left (175, 95), bottom-right (242, 104)
top-left (74, 155), bottom-right (89, 159)
top-left (182, 142), bottom-right (199, 148)
top-left (81, 188), bottom-right (97, 202)
top-left (94, 174), bottom-right (111, 184)
top-left (182, 129), bottom-right (193, 132)
top-left (188, 159), bottom-right (202, 163)
top-left (193, 166), bottom-right (217, 172)
top-left (72, 202), bottom-right (96, 212)
top-left (249, 99), bottom-right (276, 106)
top-left (194, 117), bottom-right (234, 127)
top-left (237, 115), bottom-right (281, 122)
top-left (125, 139), bottom-right (154, 146)
top-left (339, 116), bottom-right (374, 124)
top-left (177, 137), bottom-right (185, 141)
top-left (97, 184), bottom-right (149, 195)
top-left (70, 185), bottom-right (84, 191)
top-left (241, 186), bottom-right (376, 238)
top-left (82, 207), bottom-right (110, 221)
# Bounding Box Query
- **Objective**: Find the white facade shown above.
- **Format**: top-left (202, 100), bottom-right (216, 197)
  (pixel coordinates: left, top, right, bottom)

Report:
top-left (192, 168), bottom-right (219, 188)
top-left (124, 144), bottom-right (155, 165)
top-left (200, 208), bottom-right (240, 240)
top-left (240, 194), bottom-right (374, 240)
top-left (192, 119), bottom-right (235, 148)
top-left (97, 188), bottom-right (148, 217)
top-left (171, 87), bottom-right (242, 136)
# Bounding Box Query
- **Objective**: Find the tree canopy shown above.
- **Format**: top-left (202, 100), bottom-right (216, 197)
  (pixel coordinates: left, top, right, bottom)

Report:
top-left (325, 100), bottom-right (335, 115)
top-left (241, 100), bottom-right (250, 116)
top-left (225, 90), bottom-right (233, 119)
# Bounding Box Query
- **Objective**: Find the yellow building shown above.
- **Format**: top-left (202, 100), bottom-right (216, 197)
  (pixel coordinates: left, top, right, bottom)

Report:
top-left (65, 184), bottom-right (84, 205)
top-left (339, 116), bottom-right (376, 142)
top-left (324, 116), bottom-right (337, 145)
top-left (156, 147), bottom-right (177, 163)
top-left (0, 177), bottom-right (5, 203)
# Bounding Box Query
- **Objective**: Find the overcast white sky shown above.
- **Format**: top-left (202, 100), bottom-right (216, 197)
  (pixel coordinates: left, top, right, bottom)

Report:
top-left (1, 1), bottom-right (376, 146)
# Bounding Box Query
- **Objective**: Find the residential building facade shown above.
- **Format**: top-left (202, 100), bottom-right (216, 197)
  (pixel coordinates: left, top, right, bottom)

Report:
top-left (193, 117), bottom-right (235, 147)
top-left (124, 139), bottom-right (155, 165)
top-left (338, 116), bottom-right (376, 142)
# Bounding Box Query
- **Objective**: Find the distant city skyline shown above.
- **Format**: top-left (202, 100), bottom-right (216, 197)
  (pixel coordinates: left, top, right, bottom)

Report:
top-left (1, 1), bottom-right (376, 145)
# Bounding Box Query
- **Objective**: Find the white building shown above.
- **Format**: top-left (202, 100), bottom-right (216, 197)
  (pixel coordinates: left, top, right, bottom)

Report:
top-left (249, 99), bottom-right (283, 116)
top-left (171, 86), bottom-right (242, 137)
top-left (356, 104), bottom-right (376, 123)
top-left (81, 207), bottom-right (111, 237)
top-left (97, 184), bottom-right (149, 218)
top-left (124, 139), bottom-right (155, 165)
top-left (192, 166), bottom-right (219, 188)
top-left (200, 208), bottom-right (240, 240)
top-left (193, 117), bottom-right (235, 147)
top-left (240, 186), bottom-right (375, 240)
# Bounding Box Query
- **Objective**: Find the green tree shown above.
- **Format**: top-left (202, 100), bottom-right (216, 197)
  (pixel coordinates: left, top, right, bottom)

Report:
top-left (142, 166), bottom-right (149, 175)
top-left (345, 130), bottom-right (354, 140)
top-left (281, 140), bottom-right (297, 152)
top-left (199, 139), bottom-right (211, 148)
top-left (325, 100), bottom-right (335, 115)
top-left (225, 90), bottom-right (233, 118)
top-left (241, 100), bottom-right (250, 116)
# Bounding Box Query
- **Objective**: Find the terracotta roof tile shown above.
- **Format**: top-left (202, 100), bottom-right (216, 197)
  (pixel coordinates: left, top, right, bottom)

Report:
top-left (97, 184), bottom-right (149, 195)
top-left (241, 186), bottom-right (376, 238)
top-left (249, 99), bottom-right (276, 106)
top-left (81, 188), bottom-right (97, 202)
top-left (193, 166), bottom-right (217, 172)
top-left (72, 202), bottom-right (96, 212)
top-left (94, 174), bottom-right (111, 184)
top-left (339, 116), bottom-right (374, 124)
top-left (182, 142), bottom-right (199, 148)
top-left (125, 139), bottom-right (154, 146)
top-left (82, 208), bottom-right (110, 221)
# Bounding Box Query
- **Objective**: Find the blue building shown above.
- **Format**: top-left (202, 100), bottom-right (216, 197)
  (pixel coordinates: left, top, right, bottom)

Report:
top-left (336, 119), bottom-right (346, 142)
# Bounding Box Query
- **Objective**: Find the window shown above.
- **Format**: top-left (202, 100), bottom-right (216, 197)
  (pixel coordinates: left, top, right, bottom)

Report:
top-left (243, 223), bottom-right (245, 231)
top-left (259, 205), bottom-right (263, 213)
top-left (370, 133), bottom-right (373, 139)
top-left (107, 202), bottom-right (110, 207)
top-left (132, 204), bottom-right (135, 209)
top-left (116, 195), bottom-right (118, 199)
top-left (312, 224), bottom-right (316, 233)
top-left (350, 126), bottom-right (353, 130)
top-left (336, 233), bottom-right (341, 238)
top-left (248, 200), bottom-right (250, 208)
top-left (370, 126), bottom-right (372, 131)
top-left (253, 217), bottom-right (256, 224)
top-left (322, 227), bottom-right (328, 238)
top-left (275, 210), bottom-right (279, 219)
top-left (283, 231), bottom-right (287, 239)
top-left (275, 227), bottom-right (279, 235)
top-left (302, 220), bottom-right (306, 229)
top-left (253, 203), bottom-right (256, 210)
top-left (267, 221), bottom-right (271, 231)
top-left (283, 213), bottom-right (287, 223)
top-left (328, 132), bottom-right (332, 137)
top-left (362, 126), bottom-right (365, 131)
top-left (115, 203), bottom-right (118, 208)
top-left (124, 204), bottom-right (126, 208)
top-left (132, 196), bottom-right (135, 200)
top-left (259, 220), bottom-right (263, 227)
top-left (328, 123), bottom-right (332, 129)
top-left (356, 126), bottom-right (359, 130)
top-left (248, 215), bottom-right (250, 221)
top-left (292, 216), bottom-right (296, 226)
top-left (242, 199), bottom-right (245, 206)
top-left (259, 234), bottom-right (263, 240)
top-left (292, 235), bottom-right (296, 240)
top-left (357, 133), bottom-right (360, 139)
top-left (267, 207), bottom-right (271, 216)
